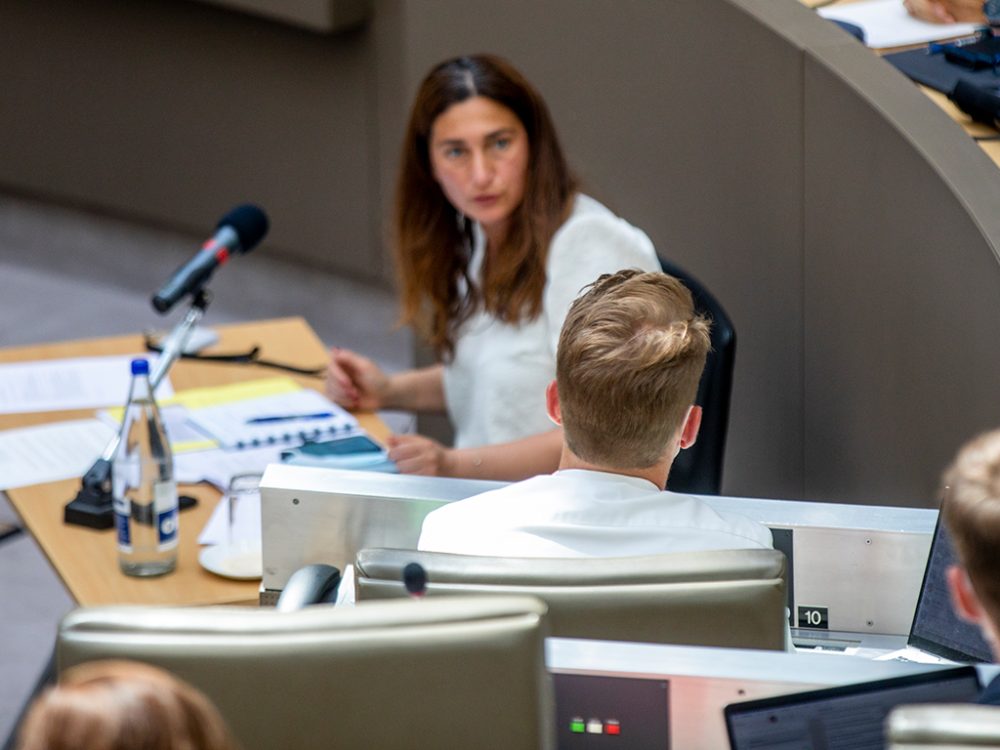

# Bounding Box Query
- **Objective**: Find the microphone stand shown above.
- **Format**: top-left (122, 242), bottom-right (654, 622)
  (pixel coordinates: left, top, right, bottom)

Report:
top-left (63, 290), bottom-right (212, 529)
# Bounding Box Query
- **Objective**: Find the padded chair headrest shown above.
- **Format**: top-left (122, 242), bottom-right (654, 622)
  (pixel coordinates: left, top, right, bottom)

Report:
top-left (59, 595), bottom-right (549, 638)
top-left (356, 547), bottom-right (785, 586)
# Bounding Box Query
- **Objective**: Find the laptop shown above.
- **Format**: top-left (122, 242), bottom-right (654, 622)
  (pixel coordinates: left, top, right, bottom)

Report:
top-left (876, 508), bottom-right (993, 664)
top-left (725, 665), bottom-right (981, 750)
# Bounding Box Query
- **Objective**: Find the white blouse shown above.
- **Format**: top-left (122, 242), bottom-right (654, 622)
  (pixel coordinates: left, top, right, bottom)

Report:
top-left (442, 194), bottom-right (660, 449)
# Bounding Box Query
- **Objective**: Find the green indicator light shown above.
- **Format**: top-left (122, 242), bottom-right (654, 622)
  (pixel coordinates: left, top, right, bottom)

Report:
top-left (570, 719), bottom-right (586, 734)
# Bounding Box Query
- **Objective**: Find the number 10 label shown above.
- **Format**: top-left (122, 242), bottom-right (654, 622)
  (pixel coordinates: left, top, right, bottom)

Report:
top-left (797, 606), bottom-right (829, 629)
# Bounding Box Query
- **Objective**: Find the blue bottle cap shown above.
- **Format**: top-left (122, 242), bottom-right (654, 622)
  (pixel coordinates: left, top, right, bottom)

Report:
top-left (130, 358), bottom-right (150, 375)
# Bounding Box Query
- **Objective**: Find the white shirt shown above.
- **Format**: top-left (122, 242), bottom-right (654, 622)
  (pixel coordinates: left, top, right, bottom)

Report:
top-left (417, 469), bottom-right (774, 557)
top-left (442, 195), bottom-right (660, 449)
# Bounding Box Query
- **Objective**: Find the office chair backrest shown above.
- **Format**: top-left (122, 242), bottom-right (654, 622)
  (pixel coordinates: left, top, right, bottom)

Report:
top-left (57, 596), bottom-right (554, 750)
top-left (355, 547), bottom-right (787, 651)
top-left (658, 256), bottom-right (736, 495)
top-left (886, 704), bottom-right (1000, 748)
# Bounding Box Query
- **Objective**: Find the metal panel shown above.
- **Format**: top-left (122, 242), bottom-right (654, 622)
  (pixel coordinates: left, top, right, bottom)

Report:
top-left (708, 495), bottom-right (936, 634)
top-left (259, 464), bottom-right (502, 591)
top-left (261, 468), bottom-right (935, 636)
top-left (547, 638), bottom-right (995, 750)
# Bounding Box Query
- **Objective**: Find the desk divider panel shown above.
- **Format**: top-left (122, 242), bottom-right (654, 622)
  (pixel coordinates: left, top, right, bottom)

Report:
top-left (261, 466), bottom-right (935, 636)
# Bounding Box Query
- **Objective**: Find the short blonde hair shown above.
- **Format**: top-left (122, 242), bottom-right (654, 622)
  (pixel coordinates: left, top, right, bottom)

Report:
top-left (556, 269), bottom-right (711, 469)
top-left (17, 660), bottom-right (242, 750)
top-left (941, 429), bottom-right (1000, 627)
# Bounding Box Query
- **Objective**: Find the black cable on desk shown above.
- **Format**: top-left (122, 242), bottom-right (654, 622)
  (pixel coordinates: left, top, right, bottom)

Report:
top-left (143, 336), bottom-right (326, 377)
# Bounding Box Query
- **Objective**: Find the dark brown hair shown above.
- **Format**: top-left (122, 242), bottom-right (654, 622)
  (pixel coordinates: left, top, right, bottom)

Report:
top-left (394, 53), bottom-right (578, 357)
top-left (557, 270), bottom-right (711, 469)
top-left (17, 660), bottom-right (242, 750)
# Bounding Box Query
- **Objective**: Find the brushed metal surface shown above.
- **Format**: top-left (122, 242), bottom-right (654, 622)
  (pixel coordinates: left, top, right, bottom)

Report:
top-left (546, 638), bottom-right (986, 750)
top-left (260, 464), bottom-right (501, 591)
top-left (262, 468), bottom-right (936, 636)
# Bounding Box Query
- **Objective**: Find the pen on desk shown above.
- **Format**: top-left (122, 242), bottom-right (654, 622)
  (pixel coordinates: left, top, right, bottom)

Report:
top-left (245, 412), bottom-right (335, 424)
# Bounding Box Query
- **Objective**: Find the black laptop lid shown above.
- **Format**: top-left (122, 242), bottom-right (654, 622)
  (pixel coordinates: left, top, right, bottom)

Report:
top-left (907, 510), bottom-right (993, 663)
top-left (725, 666), bottom-right (980, 750)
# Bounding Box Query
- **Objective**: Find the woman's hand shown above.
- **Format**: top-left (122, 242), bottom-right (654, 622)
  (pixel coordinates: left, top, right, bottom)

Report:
top-left (903, 0), bottom-right (985, 23)
top-left (387, 434), bottom-right (453, 476)
top-left (325, 348), bottom-right (392, 411)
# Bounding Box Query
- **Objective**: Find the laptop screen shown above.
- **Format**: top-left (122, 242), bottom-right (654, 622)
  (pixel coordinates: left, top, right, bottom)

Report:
top-left (908, 510), bottom-right (993, 663)
top-left (725, 666), bottom-right (980, 750)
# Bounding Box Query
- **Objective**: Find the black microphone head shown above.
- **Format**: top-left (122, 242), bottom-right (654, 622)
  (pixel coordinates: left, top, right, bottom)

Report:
top-left (403, 562), bottom-right (428, 596)
top-left (218, 203), bottom-right (269, 254)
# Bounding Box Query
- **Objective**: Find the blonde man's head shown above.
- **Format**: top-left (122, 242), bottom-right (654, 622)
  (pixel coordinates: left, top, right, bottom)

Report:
top-left (556, 269), bottom-right (711, 469)
top-left (941, 429), bottom-right (1000, 630)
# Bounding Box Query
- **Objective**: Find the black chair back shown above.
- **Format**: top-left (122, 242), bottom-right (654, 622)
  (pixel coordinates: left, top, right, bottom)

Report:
top-left (658, 257), bottom-right (736, 495)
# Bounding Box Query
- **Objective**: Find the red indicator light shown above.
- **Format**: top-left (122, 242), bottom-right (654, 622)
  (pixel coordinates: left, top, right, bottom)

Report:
top-left (606, 719), bottom-right (621, 736)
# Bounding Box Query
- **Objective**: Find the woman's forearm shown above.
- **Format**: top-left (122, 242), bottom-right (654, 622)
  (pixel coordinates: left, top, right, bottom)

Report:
top-left (384, 364), bottom-right (446, 412)
top-left (443, 428), bottom-right (562, 481)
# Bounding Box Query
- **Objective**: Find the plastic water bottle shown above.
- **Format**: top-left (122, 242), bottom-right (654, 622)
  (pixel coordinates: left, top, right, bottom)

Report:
top-left (112, 358), bottom-right (178, 576)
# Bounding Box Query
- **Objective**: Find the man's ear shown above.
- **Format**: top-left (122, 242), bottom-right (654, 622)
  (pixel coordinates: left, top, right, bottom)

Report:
top-left (679, 405), bottom-right (702, 450)
top-left (545, 380), bottom-right (562, 426)
top-left (947, 564), bottom-right (986, 624)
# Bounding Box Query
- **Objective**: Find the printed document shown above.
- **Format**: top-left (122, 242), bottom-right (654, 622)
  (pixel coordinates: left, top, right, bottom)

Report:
top-left (0, 419), bottom-right (117, 490)
top-left (0, 355), bottom-right (173, 414)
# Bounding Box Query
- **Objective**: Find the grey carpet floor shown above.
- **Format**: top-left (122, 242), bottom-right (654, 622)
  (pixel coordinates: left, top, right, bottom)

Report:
top-left (0, 192), bottom-right (412, 743)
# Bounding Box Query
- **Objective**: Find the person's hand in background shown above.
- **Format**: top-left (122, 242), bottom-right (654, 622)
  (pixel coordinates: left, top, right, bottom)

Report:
top-left (386, 434), bottom-right (452, 476)
top-left (903, 0), bottom-right (986, 24)
top-left (325, 348), bottom-right (392, 411)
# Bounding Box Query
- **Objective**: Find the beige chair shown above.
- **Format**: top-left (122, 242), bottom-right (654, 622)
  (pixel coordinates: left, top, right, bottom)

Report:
top-left (886, 704), bottom-right (1000, 749)
top-left (57, 596), bottom-right (554, 750)
top-left (355, 547), bottom-right (787, 651)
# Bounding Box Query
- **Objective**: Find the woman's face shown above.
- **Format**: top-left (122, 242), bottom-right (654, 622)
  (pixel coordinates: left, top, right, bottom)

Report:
top-left (429, 96), bottom-right (529, 242)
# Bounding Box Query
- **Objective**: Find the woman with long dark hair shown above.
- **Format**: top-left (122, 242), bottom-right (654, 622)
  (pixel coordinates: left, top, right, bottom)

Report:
top-left (327, 54), bottom-right (660, 479)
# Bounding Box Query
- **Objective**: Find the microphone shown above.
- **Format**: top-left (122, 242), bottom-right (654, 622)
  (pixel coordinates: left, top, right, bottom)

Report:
top-left (403, 562), bottom-right (428, 598)
top-left (949, 79), bottom-right (1000, 128)
top-left (151, 204), bottom-right (269, 313)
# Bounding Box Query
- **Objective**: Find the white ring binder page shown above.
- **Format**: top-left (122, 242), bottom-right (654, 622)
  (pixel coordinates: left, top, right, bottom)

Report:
top-left (183, 379), bottom-right (360, 450)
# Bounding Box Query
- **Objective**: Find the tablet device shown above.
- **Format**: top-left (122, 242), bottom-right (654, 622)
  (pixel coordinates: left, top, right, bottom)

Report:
top-left (725, 666), bottom-right (980, 750)
top-left (280, 435), bottom-right (398, 473)
top-left (905, 508), bottom-right (993, 663)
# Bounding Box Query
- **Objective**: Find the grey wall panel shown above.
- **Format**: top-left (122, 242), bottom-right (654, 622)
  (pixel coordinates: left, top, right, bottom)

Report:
top-left (802, 43), bottom-right (1000, 506)
top-left (0, 0), bottom-right (381, 282)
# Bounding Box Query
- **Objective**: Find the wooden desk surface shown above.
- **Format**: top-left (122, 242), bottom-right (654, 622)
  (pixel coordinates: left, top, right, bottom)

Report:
top-left (2, 317), bottom-right (388, 607)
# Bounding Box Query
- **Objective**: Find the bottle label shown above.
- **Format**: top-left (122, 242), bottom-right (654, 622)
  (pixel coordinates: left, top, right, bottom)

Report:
top-left (113, 494), bottom-right (132, 552)
top-left (154, 480), bottom-right (179, 551)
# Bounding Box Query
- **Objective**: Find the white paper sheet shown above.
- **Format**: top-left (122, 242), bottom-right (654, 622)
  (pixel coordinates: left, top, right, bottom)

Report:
top-left (0, 419), bottom-right (117, 490)
top-left (96, 404), bottom-right (217, 453)
top-left (0, 355), bottom-right (173, 414)
top-left (173, 445), bottom-right (287, 490)
top-left (819, 0), bottom-right (982, 48)
top-left (185, 389), bottom-right (358, 450)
